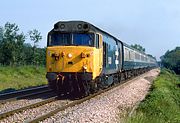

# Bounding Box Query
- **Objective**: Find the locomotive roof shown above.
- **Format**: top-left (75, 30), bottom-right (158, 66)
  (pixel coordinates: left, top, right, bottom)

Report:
top-left (52, 20), bottom-right (156, 60)
top-left (53, 20), bottom-right (120, 41)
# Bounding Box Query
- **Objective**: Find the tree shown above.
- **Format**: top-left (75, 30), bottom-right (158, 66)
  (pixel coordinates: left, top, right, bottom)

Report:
top-left (161, 47), bottom-right (180, 74)
top-left (0, 27), bottom-right (3, 42)
top-left (22, 43), bottom-right (34, 65)
top-left (28, 29), bottom-right (42, 65)
top-left (131, 44), bottom-right (145, 52)
top-left (36, 47), bottom-right (46, 65)
top-left (0, 22), bottom-right (25, 66)
top-left (147, 54), bottom-right (156, 60)
top-left (0, 27), bottom-right (3, 65)
top-left (14, 33), bottom-right (26, 65)
top-left (0, 22), bottom-right (45, 66)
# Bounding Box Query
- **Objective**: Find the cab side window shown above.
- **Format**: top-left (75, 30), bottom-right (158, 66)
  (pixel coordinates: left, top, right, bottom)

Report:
top-left (96, 34), bottom-right (99, 48)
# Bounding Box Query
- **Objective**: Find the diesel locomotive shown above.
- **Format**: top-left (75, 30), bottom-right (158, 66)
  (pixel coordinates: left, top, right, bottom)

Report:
top-left (46, 21), bottom-right (157, 97)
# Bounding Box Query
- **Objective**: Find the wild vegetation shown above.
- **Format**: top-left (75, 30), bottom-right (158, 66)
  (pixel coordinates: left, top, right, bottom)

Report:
top-left (161, 47), bottom-right (180, 74)
top-left (0, 22), bottom-right (46, 92)
top-left (126, 69), bottom-right (180, 123)
top-left (0, 66), bottom-right (47, 92)
top-left (0, 22), bottom-right (45, 66)
top-left (131, 44), bottom-right (146, 53)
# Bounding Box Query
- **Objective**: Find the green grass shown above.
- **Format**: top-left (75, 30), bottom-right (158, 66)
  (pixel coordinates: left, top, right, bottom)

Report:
top-left (0, 66), bottom-right (47, 92)
top-left (126, 69), bottom-right (180, 123)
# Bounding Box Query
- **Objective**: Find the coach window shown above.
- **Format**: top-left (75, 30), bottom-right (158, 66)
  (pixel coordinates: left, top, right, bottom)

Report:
top-left (125, 48), bottom-right (129, 61)
top-left (141, 55), bottom-right (143, 61)
top-left (130, 51), bottom-right (134, 60)
top-left (129, 51), bottom-right (131, 60)
top-left (96, 34), bottom-right (99, 48)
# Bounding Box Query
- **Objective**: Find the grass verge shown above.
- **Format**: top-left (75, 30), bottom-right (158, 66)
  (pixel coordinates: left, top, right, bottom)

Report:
top-left (126, 69), bottom-right (180, 123)
top-left (0, 66), bottom-right (47, 93)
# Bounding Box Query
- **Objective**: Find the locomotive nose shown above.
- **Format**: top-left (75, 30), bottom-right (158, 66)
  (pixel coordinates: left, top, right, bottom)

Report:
top-left (46, 47), bottom-right (94, 73)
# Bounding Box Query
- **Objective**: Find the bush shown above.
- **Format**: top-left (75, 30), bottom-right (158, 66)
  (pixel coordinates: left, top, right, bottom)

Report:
top-left (126, 69), bottom-right (180, 123)
top-left (161, 47), bottom-right (180, 74)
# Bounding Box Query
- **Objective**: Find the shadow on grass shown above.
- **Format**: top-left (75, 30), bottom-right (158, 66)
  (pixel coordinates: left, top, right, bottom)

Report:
top-left (0, 86), bottom-right (83, 101)
top-left (0, 85), bottom-right (46, 94)
top-left (177, 83), bottom-right (180, 88)
top-left (0, 88), bottom-right (17, 94)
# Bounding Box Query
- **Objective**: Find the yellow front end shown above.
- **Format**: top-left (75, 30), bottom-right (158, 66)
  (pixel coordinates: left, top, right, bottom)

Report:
top-left (46, 46), bottom-right (103, 80)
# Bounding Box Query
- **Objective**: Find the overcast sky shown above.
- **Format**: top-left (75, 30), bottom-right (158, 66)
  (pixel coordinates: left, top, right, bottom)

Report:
top-left (1, 0), bottom-right (180, 60)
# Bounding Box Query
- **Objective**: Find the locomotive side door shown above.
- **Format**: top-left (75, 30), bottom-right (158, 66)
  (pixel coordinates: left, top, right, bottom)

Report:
top-left (96, 33), bottom-right (103, 73)
top-left (117, 41), bottom-right (123, 71)
top-left (99, 34), bottom-right (103, 70)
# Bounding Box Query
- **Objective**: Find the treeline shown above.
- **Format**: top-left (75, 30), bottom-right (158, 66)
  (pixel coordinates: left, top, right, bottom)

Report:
top-left (131, 44), bottom-right (156, 59)
top-left (161, 47), bottom-right (180, 74)
top-left (0, 22), bottom-right (46, 66)
top-left (131, 44), bottom-right (145, 53)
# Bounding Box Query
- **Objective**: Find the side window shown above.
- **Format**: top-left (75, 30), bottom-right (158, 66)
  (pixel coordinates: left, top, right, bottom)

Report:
top-left (130, 51), bottom-right (134, 60)
top-left (135, 53), bottom-right (138, 60)
top-left (124, 48), bottom-right (129, 61)
top-left (109, 44), bottom-right (111, 50)
top-left (99, 35), bottom-right (103, 48)
top-left (96, 34), bottom-right (99, 48)
top-left (136, 53), bottom-right (140, 60)
top-left (141, 55), bottom-right (143, 61)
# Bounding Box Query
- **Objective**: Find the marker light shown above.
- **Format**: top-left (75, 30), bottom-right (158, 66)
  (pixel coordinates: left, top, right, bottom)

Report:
top-left (61, 52), bottom-right (65, 57)
top-left (60, 24), bottom-right (65, 29)
top-left (83, 65), bottom-right (87, 70)
top-left (81, 52), bottom-right (86, 58)
top-left (77, 24), bottom-right (82, 29)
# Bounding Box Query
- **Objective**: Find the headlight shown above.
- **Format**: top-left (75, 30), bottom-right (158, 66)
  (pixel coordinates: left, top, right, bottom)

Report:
top-left (68, 53), bottom-right (72, 58)
top-left (81, 52), bottom-right (86, 58)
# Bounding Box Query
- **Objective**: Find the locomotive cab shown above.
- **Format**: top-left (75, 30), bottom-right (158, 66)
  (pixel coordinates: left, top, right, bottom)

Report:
top-left (46, 21), bottom-right (103, 96)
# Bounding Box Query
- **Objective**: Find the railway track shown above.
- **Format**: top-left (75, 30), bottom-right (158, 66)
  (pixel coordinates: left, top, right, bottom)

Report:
top-left (0, 70), bottom-right (152, 122)
top-left (27, 72), bottom-right (148, 123)
top-left (0, 85), bottom-right (52, 104)
top-left (0, 96), bottom-right (58, 120)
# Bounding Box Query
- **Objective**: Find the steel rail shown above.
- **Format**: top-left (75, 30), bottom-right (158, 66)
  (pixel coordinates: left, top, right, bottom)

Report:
top-left (0, 89), bottom-right (53, 104)
top-left (0, 85), bottom-right (50, 103)
top-left (0, 96), bottom-right (58, 120)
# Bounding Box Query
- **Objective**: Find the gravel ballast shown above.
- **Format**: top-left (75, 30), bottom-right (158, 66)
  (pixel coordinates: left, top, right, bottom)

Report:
top-left (0, 99), bottom-right (72, 123)
top-left (0, 99), bottom-right (43, 114)
top-left (0, 92), bottom-right (56, 114)
top-left (42, 69), bottom-right (160, 123)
